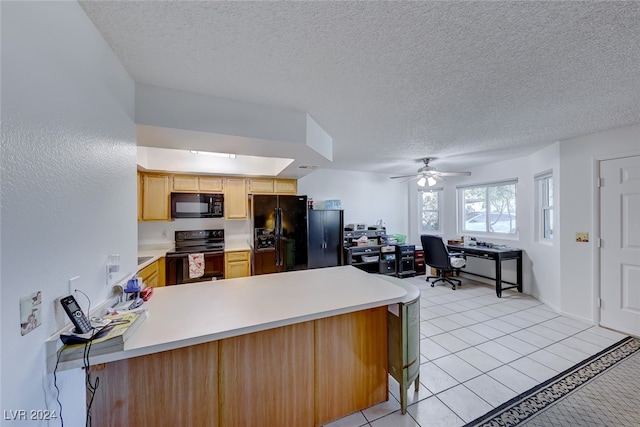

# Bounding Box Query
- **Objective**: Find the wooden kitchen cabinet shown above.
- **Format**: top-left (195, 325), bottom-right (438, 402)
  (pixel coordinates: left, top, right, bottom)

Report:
top-left (248, 178), bottom-right (297, 195)
top-left (140, 173), bottom-right (171, 221)
top-left (137, 172), bottom-right (143, 222)
top-left (248, 178), bottom-right (275, 194)
top-left (172, 175), bottom-right (224, 193)
top-left (199, 176), bottom-right (224, 192)
top-left (225, 178), bottom-right (248, 220)
top-left (274, 179), bottom-right (297, 194)
top-left (137, 257), bottom-right (165, 288)
top-left (225, 251), bottom-right (251, 279)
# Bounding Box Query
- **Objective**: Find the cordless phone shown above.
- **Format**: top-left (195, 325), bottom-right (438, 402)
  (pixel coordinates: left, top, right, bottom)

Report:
top-left (60, 295), bottom-right (93, 334)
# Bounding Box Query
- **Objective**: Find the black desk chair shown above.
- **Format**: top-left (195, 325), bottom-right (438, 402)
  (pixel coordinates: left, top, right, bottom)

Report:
top-left (420, 235), bottom-right (466, 290)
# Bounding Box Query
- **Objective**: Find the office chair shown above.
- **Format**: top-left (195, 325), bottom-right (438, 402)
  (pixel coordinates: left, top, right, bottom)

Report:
top-left (420, 235), bottom-right (466, 290)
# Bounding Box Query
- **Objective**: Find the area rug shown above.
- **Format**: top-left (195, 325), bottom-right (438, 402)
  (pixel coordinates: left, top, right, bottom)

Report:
top-left (465, 336), bottom-right (640, 427)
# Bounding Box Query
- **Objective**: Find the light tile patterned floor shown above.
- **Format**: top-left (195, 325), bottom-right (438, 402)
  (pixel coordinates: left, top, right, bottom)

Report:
top-left (323, 276), bottom-right (629, 427)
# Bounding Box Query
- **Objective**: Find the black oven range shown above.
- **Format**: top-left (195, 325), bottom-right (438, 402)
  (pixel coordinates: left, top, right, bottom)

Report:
top-left (165, 229), bottom-right (224, 285)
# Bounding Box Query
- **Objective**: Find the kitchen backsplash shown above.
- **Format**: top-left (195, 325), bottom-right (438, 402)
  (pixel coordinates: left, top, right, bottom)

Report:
top-left (138, 219), bottom-right (250, 246)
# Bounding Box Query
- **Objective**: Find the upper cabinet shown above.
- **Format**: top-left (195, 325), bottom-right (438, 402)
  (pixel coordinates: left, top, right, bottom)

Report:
top-left (138, 172), bottom-right (296, 222)
top-left (249, 178), bottom-right (297, 195)
top-left (225, 178), bottom-right (248, 220)
top-left (172, 175), bottom-right (224, 193)
top-left (140, 173), bottom-right (171, 222)
top-left (274, 179), bottom-right (297, 194)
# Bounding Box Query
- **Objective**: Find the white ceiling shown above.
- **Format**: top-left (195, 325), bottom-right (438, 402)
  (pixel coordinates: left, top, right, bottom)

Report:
top-left (79, 1), bottom-right (640, 176)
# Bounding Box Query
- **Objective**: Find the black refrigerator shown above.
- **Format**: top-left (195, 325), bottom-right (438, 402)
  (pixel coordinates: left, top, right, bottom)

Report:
top-left (251, 195), bottom-right (308, 275)
top-left (308, 210), bottom-right (344, 269)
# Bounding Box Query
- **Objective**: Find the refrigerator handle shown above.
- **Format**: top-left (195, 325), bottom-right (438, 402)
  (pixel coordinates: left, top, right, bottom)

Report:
top-left (275, 208), bottom-right (282, 266)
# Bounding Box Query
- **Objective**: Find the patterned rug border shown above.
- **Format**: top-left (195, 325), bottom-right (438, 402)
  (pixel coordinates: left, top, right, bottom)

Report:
top-left (464, 335), bottom-right (640, 427)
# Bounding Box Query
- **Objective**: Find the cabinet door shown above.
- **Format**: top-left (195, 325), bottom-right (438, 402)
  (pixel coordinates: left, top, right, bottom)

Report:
top-left (249, 179), bottom-right (274, 194)
top-left (225, 178), bottom-right (248, 219)
top-left (225, 251), bottom-right (251, 278)
top-left (308, 211), bottom-right (325, 269)
top-left (142, 174), bottom-right (170, 221)
top-left (199, 176), bottom-right (224, 192)
top-left (323, 210), bottom-right (344, 267)
top-left (172, 175), bottom-right (200, 192)
top-left (138, 260), bottom-right (159, 288)
top-left (274, 179), bottom-right (297, 194)
top-left (137, 172), bottom-right (143, 222)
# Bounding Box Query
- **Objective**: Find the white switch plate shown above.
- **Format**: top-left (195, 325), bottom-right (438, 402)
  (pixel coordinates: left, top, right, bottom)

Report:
top-left (68, 276), bottom-right (80, 295)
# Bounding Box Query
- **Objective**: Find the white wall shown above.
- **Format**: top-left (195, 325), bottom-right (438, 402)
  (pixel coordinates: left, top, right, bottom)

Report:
top-left (406, 145), bottom-right (562, 310)
top-left (525, 143), bottom-right (561, 310)
top-left (559, 125), bottom-right (640, 322)
top-left (1, 1), bottom-right (135, 424)
top-left (298, 169), bottom-right (409, 238)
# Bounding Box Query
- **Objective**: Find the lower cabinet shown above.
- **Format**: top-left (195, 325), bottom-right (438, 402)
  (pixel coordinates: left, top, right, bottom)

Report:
top-left (225, 251), bottom-right (251, 279)
top-left (137, 258), bottom-right (165, 288)
top-left (89, 307), bottom-right (387, 427)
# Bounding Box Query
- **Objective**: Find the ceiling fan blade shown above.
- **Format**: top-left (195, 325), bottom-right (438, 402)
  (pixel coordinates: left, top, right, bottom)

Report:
top-left (390, 174), bottom-right (418, 179)
top-left (433, 171), bottom-right (471, 177)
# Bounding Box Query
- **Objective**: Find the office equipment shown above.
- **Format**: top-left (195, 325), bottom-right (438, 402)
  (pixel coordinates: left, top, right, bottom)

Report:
top-left (446, 243), bottom-right (523, 297)
top-left (379, 246), bottom-right (396, 275)
top-left (421, 235), bottom-right (466, 290)
top-left (395, 244), bottom-right (416, 278)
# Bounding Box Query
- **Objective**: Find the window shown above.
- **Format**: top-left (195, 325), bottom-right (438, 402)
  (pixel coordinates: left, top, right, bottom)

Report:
top-left (419, 188), bottom-right (442, 233)
top-left (458, 180), bottom-right (517, 234)
top-left (536, 171), bottom-right (553, 240)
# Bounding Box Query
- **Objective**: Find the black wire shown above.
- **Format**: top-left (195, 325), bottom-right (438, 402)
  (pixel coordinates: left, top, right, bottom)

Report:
top-left (75, 289), bottom-right (99, 427)
top-left (83, 327), bottom-right (100, 427)
top-left (53, 346), bottom-right (65, 427)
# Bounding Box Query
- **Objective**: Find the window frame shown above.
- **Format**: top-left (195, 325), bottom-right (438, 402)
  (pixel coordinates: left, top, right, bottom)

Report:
top-left (535, 170), bottom-right (553, 242)
top-left (457, 179), bottom-right (518, 236)
top-left (418, 187), bottom-right (443, 234)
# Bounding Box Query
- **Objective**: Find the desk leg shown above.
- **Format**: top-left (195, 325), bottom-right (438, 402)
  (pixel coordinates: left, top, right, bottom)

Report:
top-left (495, 256), bottom-right (502, 298)
top-left (517, 255), bottom-right (523, 293)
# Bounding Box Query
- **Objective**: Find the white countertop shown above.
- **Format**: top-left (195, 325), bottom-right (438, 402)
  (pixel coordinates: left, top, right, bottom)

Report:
top-left (51, 266), bottom-right (407, 371)
top-left (223, 239), bottom-right (251, 251)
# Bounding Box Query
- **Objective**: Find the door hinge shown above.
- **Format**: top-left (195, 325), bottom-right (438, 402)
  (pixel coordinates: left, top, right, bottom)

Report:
top-left (598, 298), bottom-right (602, 308)
top-left (596, 177), bottom-right (602, 188)
top-left (596, 238), bottom-right (602, 248)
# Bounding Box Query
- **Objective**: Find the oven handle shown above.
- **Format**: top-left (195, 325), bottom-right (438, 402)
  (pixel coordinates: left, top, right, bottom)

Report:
top-left (166, 251), bottom-right (224, 258)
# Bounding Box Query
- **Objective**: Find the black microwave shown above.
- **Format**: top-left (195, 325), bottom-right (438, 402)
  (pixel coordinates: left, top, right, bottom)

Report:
top-left (171, 193), bottom-right (224, 218)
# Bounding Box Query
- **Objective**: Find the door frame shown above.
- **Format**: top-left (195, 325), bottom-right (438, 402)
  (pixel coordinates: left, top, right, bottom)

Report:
top-left (593, 150), bottom-right (640, 329)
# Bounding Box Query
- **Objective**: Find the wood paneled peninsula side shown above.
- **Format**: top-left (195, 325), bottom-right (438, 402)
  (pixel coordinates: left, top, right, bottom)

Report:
top-left (64, 266), bottom-right (407, 427)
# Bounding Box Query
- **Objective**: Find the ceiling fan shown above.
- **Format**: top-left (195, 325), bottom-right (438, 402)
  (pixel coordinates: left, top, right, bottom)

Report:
top-left (390, 157), bottom-right (471, 187)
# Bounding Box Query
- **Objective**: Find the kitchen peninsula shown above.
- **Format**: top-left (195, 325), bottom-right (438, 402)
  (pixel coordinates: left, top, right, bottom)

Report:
top-left (52, 266), bottom-right (407, 426)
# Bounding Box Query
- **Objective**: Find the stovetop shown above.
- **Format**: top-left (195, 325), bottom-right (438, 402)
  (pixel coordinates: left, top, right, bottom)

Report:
top-left (166, 229), bottom-right (225, 255)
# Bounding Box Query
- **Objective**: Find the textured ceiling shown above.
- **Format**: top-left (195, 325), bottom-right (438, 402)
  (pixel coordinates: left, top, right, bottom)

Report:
top-left (79, 0), bottom-right (640, 175)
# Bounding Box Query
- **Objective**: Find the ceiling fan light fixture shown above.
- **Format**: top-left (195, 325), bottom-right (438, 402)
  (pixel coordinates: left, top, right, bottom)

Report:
top-left (427, 176), bottom-right (437, 187)
top-left (417, 177), bottom-right (427, 187)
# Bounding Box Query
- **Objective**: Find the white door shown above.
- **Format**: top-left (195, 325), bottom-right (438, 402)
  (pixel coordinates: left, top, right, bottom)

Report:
top-left (600, 155), bottom-right (640, 336)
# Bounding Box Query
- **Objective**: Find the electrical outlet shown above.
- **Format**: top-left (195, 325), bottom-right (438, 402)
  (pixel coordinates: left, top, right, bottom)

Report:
top-left (68, 276), bottom-right (80, 296)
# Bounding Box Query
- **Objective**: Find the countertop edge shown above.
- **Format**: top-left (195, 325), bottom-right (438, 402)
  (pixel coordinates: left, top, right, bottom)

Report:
top-left (52, 294), bottom-right (404, 372)
top-left (48, 266), bottom-right (408, 372)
